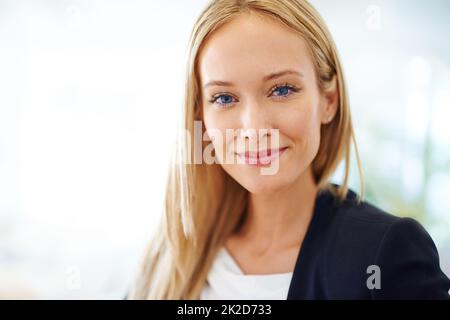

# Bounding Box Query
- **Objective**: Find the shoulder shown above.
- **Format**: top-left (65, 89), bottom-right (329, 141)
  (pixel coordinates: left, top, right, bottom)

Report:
top-left (333, 186), bottom-right (400, 231)
top-left (327, 185), bottom-right (436, 263)
top-left (322, 185), bottom-right (450, 299)
top-left (323, 186), bottom-right (404, 251)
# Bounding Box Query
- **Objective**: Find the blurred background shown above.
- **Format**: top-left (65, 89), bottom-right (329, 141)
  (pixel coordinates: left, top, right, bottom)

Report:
top-left (0, 0), bottom-right (449, 299)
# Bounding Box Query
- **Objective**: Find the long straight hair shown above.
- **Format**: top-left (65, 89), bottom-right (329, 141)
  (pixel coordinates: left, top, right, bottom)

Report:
top-left (129, 0), bottom-right (364, 299)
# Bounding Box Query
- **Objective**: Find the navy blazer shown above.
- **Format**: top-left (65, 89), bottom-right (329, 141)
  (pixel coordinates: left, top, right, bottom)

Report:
top-left (286, 186), bottom-right (450, 299)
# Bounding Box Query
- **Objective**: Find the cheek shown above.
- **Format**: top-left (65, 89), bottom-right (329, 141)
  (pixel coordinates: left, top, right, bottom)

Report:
top-left (203, 107), bottom-right (233, 134)
top-left (202, 114), bottom-right (236, 166)
top-left (203, 107), bottom-right (244, 154)
top-left (281, 103), bottom-right (321, 146)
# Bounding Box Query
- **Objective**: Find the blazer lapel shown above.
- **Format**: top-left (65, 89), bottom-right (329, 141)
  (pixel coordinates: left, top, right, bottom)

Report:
top-left (286, 187), bottom-right (336, 299)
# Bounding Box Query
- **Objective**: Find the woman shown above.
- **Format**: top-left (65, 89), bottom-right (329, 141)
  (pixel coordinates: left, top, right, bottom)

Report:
top-left (128, 0), bottom-right (450, 299)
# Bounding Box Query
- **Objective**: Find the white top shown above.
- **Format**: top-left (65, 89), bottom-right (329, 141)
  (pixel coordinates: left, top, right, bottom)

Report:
top-left (200, 247), bottom-right (294, 300)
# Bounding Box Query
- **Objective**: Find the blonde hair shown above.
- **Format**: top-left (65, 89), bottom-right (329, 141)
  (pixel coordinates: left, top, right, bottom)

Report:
top-left (128, 0), bottom-right (364, 300)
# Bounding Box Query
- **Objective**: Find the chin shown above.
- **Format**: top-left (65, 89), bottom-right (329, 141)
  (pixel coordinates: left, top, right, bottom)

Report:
top-left (234, 172), bottom-right (294, 195)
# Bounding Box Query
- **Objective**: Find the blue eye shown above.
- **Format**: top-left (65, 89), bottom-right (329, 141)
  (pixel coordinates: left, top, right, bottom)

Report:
top-left (271, 84), bottom-right (299, 98)
top-left (210, 94), bottom-right (237, 107)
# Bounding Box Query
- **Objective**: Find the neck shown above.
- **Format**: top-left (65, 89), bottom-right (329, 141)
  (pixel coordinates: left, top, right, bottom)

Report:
top-left (237, 166), bottom-right (319, 254)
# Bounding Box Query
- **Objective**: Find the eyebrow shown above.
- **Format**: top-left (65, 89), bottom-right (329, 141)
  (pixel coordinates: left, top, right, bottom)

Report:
top-left (202, 69), bottom-right (304, 89)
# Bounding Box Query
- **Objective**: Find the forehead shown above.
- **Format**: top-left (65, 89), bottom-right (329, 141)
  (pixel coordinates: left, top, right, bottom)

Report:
top-left (198, 12), bottom-right (313, 85)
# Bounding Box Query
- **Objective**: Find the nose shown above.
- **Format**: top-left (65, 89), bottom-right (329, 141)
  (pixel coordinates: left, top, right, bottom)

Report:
top-left (238, 98), bottom-right (273, 148)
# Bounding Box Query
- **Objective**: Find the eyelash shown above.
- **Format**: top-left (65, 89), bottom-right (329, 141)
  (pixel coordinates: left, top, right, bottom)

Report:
top-left (208, 83), bottom-right (301, 108)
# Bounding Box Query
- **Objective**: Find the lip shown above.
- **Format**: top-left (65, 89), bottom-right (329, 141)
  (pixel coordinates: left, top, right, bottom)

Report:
top-left (236, 147), bottom-right (289, 166)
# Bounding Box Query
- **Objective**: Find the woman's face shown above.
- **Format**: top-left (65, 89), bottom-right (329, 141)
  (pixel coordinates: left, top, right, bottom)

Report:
top-left (198, 12), bottom-right (337, 194)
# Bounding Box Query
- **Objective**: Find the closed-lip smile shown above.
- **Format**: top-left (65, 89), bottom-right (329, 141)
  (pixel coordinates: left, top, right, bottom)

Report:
top-left (236, 147), bottom-right (289, 166)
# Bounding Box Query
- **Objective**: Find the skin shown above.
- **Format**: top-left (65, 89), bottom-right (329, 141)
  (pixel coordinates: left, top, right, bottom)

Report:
top-left (198, 11), bottom-right (338, 274)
